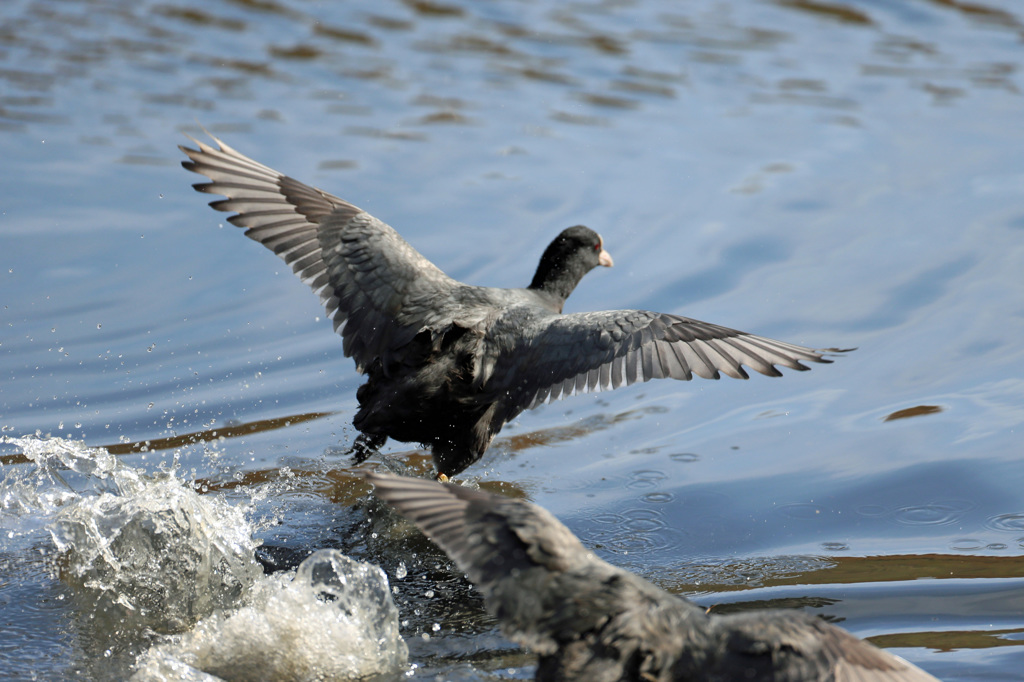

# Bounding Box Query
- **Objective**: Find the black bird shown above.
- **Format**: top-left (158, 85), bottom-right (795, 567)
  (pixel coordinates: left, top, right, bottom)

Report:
top-left (368, 473), bottom-right (939, 682)
top-left (181, 134), bottom-right (843, 479)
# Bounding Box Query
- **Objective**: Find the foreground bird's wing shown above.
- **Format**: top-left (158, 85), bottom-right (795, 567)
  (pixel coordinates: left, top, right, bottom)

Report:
top-left (484, 308), bottom-right (842, 413)
top-left (366, 472), bottom-right (585, 587)
top-left (366, 471), bottom-right (680, 667)
top-left (709, 611), bottom-right (941, 682)
top-left (180, 133), bottom-right (459, 372)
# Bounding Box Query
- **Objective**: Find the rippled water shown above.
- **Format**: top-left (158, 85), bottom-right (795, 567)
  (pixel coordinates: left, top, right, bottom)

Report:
top-left (3, 0), bottom-right (1024, 679)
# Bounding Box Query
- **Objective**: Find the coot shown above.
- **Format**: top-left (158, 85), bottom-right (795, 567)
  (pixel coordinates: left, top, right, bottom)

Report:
top-left (368, 473), bottom-right (938, 682)
top-left (181, 134), bottom-right (844, 478)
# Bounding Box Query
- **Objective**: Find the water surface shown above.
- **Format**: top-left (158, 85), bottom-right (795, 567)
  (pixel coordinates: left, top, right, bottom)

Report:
top-left (3, 0), bottom-right (1024, 679)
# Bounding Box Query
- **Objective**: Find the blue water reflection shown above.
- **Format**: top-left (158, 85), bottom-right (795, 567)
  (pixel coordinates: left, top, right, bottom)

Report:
top-left (3, 0), bottom-right (1024, 678)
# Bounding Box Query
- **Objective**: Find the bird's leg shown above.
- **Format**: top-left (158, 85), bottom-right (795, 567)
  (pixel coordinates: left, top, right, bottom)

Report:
top-left (349, 432), bottom-right (387, 465)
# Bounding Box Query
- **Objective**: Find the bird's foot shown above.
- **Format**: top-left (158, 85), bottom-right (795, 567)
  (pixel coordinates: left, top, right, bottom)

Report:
top-left (348, 433), bottom-right (387, 465)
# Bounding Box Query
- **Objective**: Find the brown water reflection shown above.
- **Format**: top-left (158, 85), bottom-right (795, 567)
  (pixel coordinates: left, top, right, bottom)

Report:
top-left (0, 410), bottom-right (335, 466)
top-left (885, 404), bottom-right (944, 422)
top-left (669, 552), bottom-right (1024, 594)
top-left (778, 0), bottom-right (874, 26)
top-left (872, 627), bottom-right (1024, 652)
top-left (3, 0), bottom-right (1019, 137)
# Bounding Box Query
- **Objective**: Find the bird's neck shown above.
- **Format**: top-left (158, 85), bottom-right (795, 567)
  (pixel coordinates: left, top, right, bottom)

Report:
top-left (528, 260), bottom-right (587, 306)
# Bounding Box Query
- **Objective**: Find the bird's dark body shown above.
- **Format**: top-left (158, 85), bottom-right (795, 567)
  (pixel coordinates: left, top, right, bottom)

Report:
top-left (181, 134), bottom-right (844, 477)
top-left (352, 323), bottom-right (501, 475)
top-left (368, 473), bottom-right (939, 682)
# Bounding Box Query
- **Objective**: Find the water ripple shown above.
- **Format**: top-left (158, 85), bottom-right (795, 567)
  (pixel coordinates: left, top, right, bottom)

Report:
top-left (583, 506), bottom-right (685, 556)
top-left (893, 500), bottom-right (974, 526)
top-left (626, 469), bottom-right (668, 490)
top-left (855, 504), bottom-right (889, 518)
top-left (776, 502), bottom-right (825, 520)
top-left (668, 452), bottom-right (700, 464)
top-left (986, 512), bottom-right (1024, 532)
top-left (949, 538), bottom-right (984, 552)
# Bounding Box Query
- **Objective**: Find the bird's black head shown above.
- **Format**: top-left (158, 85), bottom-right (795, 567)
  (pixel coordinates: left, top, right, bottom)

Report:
top-left (528, 225), bottom-right (614, 305)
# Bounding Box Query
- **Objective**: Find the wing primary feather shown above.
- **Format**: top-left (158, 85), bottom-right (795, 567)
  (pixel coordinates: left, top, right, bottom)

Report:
top-left (688, 340), bottom-right (723, 380)
top-left (701, 338), bottom-right (749, 380)
top-left (715, 336), bottom-right (776, 376)
top-left (667, 342), bottom-right (694, 381)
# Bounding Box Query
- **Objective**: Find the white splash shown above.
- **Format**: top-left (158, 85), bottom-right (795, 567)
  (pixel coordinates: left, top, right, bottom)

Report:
top-left (2, 435), bottom-right (262, 632)
top-left (134, 549), bottom-right (409, 681)
top-left (1, 436), bottom-right (408, 680)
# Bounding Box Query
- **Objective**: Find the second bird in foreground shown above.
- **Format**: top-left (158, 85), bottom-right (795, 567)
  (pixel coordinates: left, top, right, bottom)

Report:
top-left (181, 134), bottom-right (846, 478)
top-left (368, 473), bottom-right (939, 682)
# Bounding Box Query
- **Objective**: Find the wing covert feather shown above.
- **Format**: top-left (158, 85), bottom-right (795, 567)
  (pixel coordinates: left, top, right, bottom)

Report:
top-left (483, 309), bottom-right (837, 413)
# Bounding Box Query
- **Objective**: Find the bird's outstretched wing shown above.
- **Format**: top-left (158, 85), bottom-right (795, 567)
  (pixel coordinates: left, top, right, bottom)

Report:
top-left (181, 133), bottom-right (459, 372)
top-left (365, 472), bottom-right (650, 661)
top-left (711, 610), bottom-right (941, 682)
top-left (482, 308), bottom-right (843, 414)
top-left (365, 472), bottom-right (585, 587)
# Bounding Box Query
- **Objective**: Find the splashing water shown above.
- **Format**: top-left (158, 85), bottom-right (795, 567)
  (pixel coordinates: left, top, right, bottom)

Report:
top-left (1, 435), bottom-right (123, 532)
top-left (133, 549), bottom-right (409, 681)
top-left (50, 469), bottom-right (264, 633)
top-left (1, 435), bottom-right (263, 633)
top-left (1, 436), bottom-right (408, 680)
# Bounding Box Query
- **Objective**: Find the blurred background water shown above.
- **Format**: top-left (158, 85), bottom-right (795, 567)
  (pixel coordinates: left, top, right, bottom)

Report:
top-left (2, 0), bottom-right (1024, 679)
